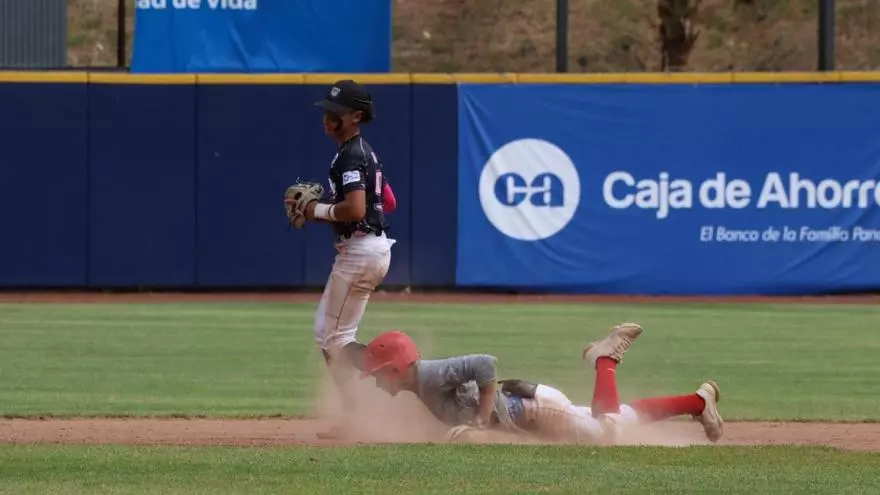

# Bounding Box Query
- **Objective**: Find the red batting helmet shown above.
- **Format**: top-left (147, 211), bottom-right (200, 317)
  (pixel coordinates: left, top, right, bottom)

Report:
top-left (361, 331), bottom-right (420, 380)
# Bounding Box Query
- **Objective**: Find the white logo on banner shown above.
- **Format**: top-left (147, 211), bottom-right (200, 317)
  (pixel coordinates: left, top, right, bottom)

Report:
top-left (602, 171), bottom-right (880, 220)
top-left (478, 138), bottom-right (581, 241)
top-left (136, 0), bottom-right (259, 10)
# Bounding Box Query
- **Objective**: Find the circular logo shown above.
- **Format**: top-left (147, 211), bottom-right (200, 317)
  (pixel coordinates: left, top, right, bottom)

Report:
top-left (478, 138), bottom-right (581, 241)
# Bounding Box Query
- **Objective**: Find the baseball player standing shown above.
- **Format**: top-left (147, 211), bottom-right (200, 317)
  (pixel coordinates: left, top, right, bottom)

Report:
top-left (284, 79), bottom-right (397, 439)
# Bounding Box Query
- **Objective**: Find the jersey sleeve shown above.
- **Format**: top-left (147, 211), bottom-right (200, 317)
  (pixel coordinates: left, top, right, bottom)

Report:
top-left (337, 150), bottom-right (368, 194)
top-left (382, 181), bottom-right (397, 213)
top-left (442, 355), bottom-right (498, 388)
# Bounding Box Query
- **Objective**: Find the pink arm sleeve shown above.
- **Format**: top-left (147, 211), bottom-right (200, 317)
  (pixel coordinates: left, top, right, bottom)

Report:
top-left (383, 182), bottom-right (397, 213)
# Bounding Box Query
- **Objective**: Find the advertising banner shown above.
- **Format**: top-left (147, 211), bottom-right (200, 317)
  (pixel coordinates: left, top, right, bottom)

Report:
top-left (132, 0), bottom-right (391, 73)
top-left (457, 83), bottom-right (880, 294)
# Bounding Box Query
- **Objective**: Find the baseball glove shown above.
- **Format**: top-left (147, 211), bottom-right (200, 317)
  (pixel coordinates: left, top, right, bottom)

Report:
top-left (284, 180), bottom-right (324, 229)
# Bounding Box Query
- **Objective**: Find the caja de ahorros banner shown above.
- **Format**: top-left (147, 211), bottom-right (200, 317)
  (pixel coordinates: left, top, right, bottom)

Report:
top-left (456, 83), bottom-right (880, 295)
top-left (132, 0), bottom-right (391, 73)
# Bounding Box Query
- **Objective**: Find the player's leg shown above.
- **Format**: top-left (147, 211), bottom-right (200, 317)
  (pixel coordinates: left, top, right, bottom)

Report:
top-left (314, 273), bottom-right (365, 409)
top-left (582, 323), bottom-right (643, 416)
top-left (627, 380), bottom-right (723, 442)
top-left (313, 262), bottom-right (355, 439)
top-left (313, 244), bottom-right (391, 439)
top-left (315, 240), bottom-right (392, 385)
top-left (580, 323), bottom-right (643, 442)
top-left (317, 239), bottom-right (392, 350)
top-left (519, 384), bottom-right (605, 443)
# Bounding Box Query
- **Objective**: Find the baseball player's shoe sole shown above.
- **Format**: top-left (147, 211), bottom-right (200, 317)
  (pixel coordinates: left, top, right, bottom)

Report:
top-left (582, 322), bottom-right (644, 368)
top-left (695, 380), bottom-right (723, 443)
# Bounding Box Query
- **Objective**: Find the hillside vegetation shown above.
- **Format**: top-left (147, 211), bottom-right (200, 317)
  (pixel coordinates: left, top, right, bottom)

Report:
top-left (68, 0), bottom-right (880, 71)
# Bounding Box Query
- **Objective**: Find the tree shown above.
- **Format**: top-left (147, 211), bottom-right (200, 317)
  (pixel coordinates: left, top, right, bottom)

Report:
top-left (658, 0), bottom-right (702, 71)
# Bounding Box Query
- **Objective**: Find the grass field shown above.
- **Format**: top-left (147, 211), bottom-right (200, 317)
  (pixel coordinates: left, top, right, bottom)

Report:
top-left (1, 297), bottom-right (879, 493)
top-left (1, 444), bottom-right (879, 494)
top-left (2, 300), bottom-right (878, 420)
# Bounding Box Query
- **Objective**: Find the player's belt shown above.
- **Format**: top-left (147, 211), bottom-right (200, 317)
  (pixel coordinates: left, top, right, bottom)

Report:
top-left (338, 228), bottom-right (384, 241)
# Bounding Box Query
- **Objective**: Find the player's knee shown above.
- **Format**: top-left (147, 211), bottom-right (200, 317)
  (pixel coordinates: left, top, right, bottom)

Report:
top-left (323, 341), bottom-right (365, 371)
top-left (323, 332), bottom-right (354, 356)
top-left (325, 325), bottom-right (358, 350)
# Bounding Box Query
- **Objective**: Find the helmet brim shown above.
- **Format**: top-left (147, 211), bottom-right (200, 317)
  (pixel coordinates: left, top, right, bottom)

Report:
top-left (361, 361), bottom-right (411, 381)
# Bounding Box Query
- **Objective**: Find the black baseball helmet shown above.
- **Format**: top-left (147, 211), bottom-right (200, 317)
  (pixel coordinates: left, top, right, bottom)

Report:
top-left (314, 79), bottom-right (375, 122)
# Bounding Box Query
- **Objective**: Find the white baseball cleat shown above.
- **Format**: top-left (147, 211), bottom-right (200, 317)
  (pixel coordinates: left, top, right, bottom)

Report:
top-left (695, 380), bottom-right (723, 443)
top-left (582, 322), bottom-right (644, 368)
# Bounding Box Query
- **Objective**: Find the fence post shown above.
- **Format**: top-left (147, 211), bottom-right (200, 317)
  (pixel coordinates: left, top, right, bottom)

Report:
top-left (818, 0), bottom-right (835, 71)
top-left (117, 0), bottom-right (127, 68)
top-left (556, 0), bottom-right (569, 72)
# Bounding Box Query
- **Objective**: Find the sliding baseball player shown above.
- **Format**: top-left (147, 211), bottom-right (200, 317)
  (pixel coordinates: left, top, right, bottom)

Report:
top-left (359, 324), bottom-right (723, 445)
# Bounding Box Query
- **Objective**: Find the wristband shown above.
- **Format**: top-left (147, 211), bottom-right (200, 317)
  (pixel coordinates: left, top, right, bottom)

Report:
top-left (313, 203), bottom-right (337, 221)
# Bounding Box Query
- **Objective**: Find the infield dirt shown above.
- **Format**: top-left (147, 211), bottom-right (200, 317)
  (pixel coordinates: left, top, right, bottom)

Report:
top-left (2, 419), bottom-right (879, 452)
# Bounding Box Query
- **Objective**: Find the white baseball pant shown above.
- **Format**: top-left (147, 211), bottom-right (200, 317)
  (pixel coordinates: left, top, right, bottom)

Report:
top-left (521, 385), bottom-right (640, 443)
top-left (313, 232), bottom-right (394, 358)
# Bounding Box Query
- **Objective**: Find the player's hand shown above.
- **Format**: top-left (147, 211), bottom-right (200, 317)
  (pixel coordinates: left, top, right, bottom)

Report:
top-left (289, 212), bottom-right (307, 228)
top-left (444, 424), bottom-right (474, 443)
top-left (303, 200), bottom-right (319, 221)
top-left (470, 415), bottom-right (493, 430)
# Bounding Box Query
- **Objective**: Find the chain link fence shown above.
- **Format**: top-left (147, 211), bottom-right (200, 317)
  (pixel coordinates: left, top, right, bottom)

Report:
top-left (393, 0), bottom-right (880, 72)
top-left (17, 0), bottom-right (880, 71)
top-left (0, 0), bottom-right (67, 68)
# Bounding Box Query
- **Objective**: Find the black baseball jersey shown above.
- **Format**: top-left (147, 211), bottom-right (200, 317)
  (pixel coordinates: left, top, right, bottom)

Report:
top-left (327, 134), bottom-right (389, 239)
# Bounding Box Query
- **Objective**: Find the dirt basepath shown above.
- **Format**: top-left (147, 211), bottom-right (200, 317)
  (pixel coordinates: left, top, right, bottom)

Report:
top-left (1, 419), bottom-right (878, 451)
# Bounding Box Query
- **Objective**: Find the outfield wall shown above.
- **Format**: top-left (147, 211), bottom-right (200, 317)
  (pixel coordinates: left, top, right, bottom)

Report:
top-left (1, 72), bottom-right (879, 295)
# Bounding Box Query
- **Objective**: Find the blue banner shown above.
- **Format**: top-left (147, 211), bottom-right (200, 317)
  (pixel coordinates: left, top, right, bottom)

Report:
top-left (457, 83), bottom-right (880, 295)
top-left (132, 0), bottom-right (391, 73)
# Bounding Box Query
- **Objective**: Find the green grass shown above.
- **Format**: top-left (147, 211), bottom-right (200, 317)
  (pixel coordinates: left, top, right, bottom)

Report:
top-left (1, 300), bottom-right (879, 421)
top-left (0, 443), bottom-right (879, 494)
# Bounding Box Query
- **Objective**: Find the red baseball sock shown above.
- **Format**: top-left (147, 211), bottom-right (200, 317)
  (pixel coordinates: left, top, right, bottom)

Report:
top-left (629, 394), bottom-right (706, 422)
top-left (591, 357), bottom-right (621, 416)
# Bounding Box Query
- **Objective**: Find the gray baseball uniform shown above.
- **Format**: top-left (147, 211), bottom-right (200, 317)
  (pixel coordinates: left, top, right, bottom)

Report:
top-left (414, 354), bottom-right (500, 426)
top-left (413, 355), bottom-right (626, 442)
